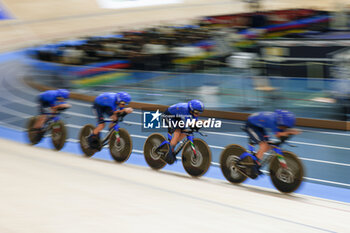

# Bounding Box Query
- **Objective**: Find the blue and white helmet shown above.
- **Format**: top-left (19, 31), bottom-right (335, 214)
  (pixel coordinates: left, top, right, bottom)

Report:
top-left (115, 92), bottom-right (131, 104)
top-left (57, 89), bottom-right (70, 99)
top-left (188, 99), bottom-right (204, 113)
top-left (275, 109), bottom-right (295, 128)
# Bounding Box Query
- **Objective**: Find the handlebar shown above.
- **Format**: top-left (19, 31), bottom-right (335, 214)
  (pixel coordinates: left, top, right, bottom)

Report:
top-left (43, 107), bottom-right (67, 116)
top-left (105, 115), bottom-right (132, 126)
top-left (182, 127), bottom-right (207, 137)
top-left (105, 119), bottom-right (121, 123)
top-left (56, 107), bottom-right (68, 112)
top-left (268, 135), bottom-right (295, 147)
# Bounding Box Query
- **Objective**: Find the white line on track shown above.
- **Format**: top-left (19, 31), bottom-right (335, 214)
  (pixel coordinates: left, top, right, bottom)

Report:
top-left (0, 105), bottom-right (31, 118)
top-left (204, 131), bottom-right (247, 138)
top-left (301, 157), bottom-right (350, 167)
top-left (301, 129), bottom-right (350, 137)
top-left (67, 100), bottom-right (92, 107)
top-left (0, 85), bottom-right (36, 107)
top-left (218, 120), bottom-right (350, 137)
top-left (0, 100), bottom-right (11, 105)
top-left (303, 177), bottom-right (350, 187)
top-left (2, 116), bottom-right (22, 124)
top-left (0, 77), bottom-right (37, 107)
top-left (290, 141), bottom-right (350, 151)
top-left (0, 122), bottom-right (24, 131)
top-left (66, 111), bottom-right (95, 119)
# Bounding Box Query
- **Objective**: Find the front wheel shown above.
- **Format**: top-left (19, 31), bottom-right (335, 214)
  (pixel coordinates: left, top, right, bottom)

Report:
top-left (143, 133), bottom-right (168, 170)
top-left (219, 144), bottom-right (247, 184)
top-left (109, 128), bottom-right (132, 163)
top-left (269, 151), bottom-right (304, 193)
top-left (79, 124), bottom-right (97, 157)
top-left (182, 138), bottom-right (211, 177)
top-left (50, 121), bottom-right (67, 150)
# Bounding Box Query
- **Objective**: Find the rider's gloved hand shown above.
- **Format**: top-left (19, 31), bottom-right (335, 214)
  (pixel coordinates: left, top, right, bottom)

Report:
top-left (56, 107), bottom-right (68, 111)
top-left (192, 125), bottom-right (201, 132)
top-left (182, 128), bottom-right (192, 133)
top-left (278, 135), bottom-right (290, 142)
top-left (117, 111), bottom-right (127, 118)
top-left (124, 107), bottom-right (133, 114)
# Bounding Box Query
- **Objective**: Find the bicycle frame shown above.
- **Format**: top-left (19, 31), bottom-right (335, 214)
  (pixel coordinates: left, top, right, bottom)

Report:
top-left (43, 112), bottom-right (61, 131)
top-left (245, 142), bottom-right (288, 169)
top-left (156, 131), bottom-right (198, 158)
top-left (99, 119), bottom-right (123, 147)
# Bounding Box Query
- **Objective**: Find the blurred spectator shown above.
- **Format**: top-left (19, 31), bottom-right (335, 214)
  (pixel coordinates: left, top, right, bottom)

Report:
top-left (172, 44), bottom-right (205, 58)
top-left (141, 39), bottom-right (170, 70)
top-left (331, 78), bottom-right (350, 121)
top-left (60, 45), bottom-right (85, 65)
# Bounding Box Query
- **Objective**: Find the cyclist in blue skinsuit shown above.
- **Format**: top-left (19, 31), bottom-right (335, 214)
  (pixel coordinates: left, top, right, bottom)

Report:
top-left (88, 92), bottom-right (133, 149)
top-left (33, 89), bottom-right (71, 131)
top-left (162, 99), bottom-right (205, 164)
top-left (241, 109), bottom-right (301, 177)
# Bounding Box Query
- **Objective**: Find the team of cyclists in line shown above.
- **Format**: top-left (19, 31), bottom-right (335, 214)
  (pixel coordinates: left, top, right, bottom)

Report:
top-left (32, 89), bottom-right (300, 178)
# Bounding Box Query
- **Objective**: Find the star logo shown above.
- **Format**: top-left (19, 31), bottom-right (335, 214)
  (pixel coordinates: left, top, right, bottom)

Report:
top-left (150, 109), bottom-right (162, 122)
top-left (143, 109), bottom-right (162, 129)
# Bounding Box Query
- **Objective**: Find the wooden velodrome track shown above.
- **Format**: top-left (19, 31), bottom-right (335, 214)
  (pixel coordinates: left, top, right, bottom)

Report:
top-left (0, 1), bottom-right (349, 232)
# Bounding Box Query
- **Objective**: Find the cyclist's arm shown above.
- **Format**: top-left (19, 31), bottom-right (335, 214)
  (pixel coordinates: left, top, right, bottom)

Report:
top-left (275, 128), bottom-right (301, 138)
top-left (51, 103), bottom-right (71, 111)
top-left (113, 107), bottom-right (133, 115)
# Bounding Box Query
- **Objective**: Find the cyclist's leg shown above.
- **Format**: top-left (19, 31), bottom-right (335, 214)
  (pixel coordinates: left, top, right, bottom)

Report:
top-left (162, 112), bottom-right (181, 164)
top-left (88, 104), bottom-right (105, 149)
top-left (92, 104), bottom-right (106, 136)
top-left (33, 100), bottom-right (49, 129)
top-left (169, 116), bottom-right (184, 150)
top-left (106, 107), bottom-right (117, 130)
top-left (170, 129), bottom-right (182, 149)
top-left (245, 121), bottom-right (270, 160)
top-left (256, 141), bottom-right (270, 160)
top-left (242, 122), bottom-right (269, 176)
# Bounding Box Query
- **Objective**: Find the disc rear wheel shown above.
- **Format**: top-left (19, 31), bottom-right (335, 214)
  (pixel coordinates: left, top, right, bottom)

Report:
top-left (220, 144), bottom-right (247, 184)
top-left (143, 133), bottom-right (168, 170)
top-left (79, 124), bottom-right (97, 157)
top-left (26, 116), bottom-right (44, 145)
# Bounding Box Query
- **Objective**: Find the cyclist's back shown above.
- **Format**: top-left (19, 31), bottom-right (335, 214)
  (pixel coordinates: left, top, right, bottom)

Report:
top-left (39, 90), bottom-right (60, 106)
top-left (167, 103), bottom-right (190, 117)
top-left (95, 92), bottom-right (119, 111)
top-left (247, 111), bottom-right (279, 133)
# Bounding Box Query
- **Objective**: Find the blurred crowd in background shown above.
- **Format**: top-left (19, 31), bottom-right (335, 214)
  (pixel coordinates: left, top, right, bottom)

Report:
top-left (31, 8), bottom-right (338, 71)
top-left (27, 6), bottom-right (350, 121)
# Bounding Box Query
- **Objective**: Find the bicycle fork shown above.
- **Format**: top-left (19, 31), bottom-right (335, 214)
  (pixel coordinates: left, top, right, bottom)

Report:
top-left (101, 126), bottom-right (119, 148)
top-left (187, 135), bottom-right (197, 159)
top-left (272, 147), bottom-right (287, 168)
